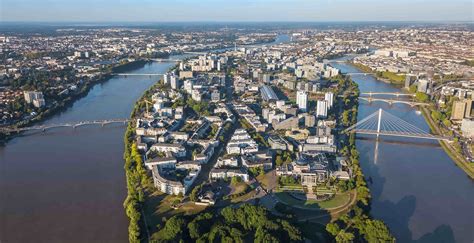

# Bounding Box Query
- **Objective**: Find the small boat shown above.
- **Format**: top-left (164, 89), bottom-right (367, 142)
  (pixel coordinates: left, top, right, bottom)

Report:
top-left (415, 110), bottom-right (422, 115)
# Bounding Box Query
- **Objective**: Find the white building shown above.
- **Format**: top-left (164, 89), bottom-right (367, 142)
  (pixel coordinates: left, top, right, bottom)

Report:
top-left (324, 92), bottom-right (334, 109)
top-left (461, 119), bottom-right (474, 138)
top-left (170, 75), bottom-right (180, 90)
top-left (316, 100), bottom-right (328, 118)
top-left (297, 90), bottom-right (308, 112)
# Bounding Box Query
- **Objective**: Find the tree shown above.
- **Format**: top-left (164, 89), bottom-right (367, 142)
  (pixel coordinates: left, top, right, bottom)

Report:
top-left (275, 156), bottom-right (284, 167)
top-left (162, 215), bottom-right (186, 240)
top-left (337, 180), bottom-right (348, 192)
top-left (342, 110), bottom-right (350, 126)
top-left (415, 92), bottom-right (429, 102)
top-left (231, 176), bottom-right (242, 185)
top-left (431, 110), bottom-right (442, 122)
top-left (336, 230), bottom-right (354, 242)
top-left (360, 219), bottom-right (394, 242)
top-left (190, 183), bottom-right (203, 202)
top-left (326, 223), bottom-right (340, 236)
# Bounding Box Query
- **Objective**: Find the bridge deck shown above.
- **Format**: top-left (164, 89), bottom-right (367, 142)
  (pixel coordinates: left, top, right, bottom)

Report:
top-left (2, 119), bottom-right (130, 132)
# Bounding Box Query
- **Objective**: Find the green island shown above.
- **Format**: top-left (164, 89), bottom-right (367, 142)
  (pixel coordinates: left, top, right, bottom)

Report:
top-left (121, 67), bottom-right (393, 242)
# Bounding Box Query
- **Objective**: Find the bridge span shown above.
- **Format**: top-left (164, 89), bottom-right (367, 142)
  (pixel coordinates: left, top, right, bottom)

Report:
top-left (2, 119), bottom-right (130, 133)
top-left (150, 58), bottom-right (181, 63)
top-left (359, 97), bottom-right (429, 107)
top-left (343, 72), bottom-right (374, 76)
top-left (114, 73), bottom-right (165, 76)
top-left (344, 108), bottom-right (451, 141)
top-left (361, 92), bottom-right (415, 97)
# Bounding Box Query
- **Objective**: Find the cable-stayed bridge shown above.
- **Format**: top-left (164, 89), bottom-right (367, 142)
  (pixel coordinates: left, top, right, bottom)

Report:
top-left (1, 119), bottom-right (129, 133)
top-left (343, 109), bottom-right (451, 141)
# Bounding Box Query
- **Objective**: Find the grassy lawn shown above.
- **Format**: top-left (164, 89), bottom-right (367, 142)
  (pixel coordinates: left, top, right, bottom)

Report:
top-left (275, 191), bottom-right (351, 210)
top-left (377, 71), bottom-right (406, 84)
top-left (231, 181), bottom-right (249, 195)
top-left (228, 181), bottom-right (255, 203)
top-left (256, 173), bottom-right (273, 189)
top-left (231, 190), bottom-right (257, 203)
top-left (143, 191), bottom-right (207, 235)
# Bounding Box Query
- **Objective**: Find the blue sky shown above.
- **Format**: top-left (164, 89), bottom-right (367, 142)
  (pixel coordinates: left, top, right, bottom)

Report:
top-left (1, 0), bottom-right (472, 22)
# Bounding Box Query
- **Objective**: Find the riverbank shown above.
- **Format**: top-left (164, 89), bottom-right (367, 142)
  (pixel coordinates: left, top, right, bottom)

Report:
top-left (323, 74), bottom-right (394, 241)
top-left (0, 59), bottom-right (150, 145)
top-left (349, 62), bottom-right (405, 87)
top-left (421, 107), bottom-right (474, 179)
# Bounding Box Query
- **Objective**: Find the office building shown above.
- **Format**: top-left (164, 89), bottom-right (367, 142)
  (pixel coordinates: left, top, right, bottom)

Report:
top-left (297, 91), bottom-right (308, 111)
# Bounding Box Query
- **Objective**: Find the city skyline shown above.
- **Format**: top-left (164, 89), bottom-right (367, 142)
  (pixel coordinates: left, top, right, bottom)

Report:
top-left (1, 0), bottom-right (473, 22)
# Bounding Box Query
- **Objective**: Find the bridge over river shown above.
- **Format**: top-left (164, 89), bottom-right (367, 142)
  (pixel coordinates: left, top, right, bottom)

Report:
top-left (2, 119), bottom-right (130, 133)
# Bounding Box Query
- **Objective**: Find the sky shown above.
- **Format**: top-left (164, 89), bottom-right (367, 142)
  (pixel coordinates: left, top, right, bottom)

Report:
top-left (1, 0), bottom-right (473, 22)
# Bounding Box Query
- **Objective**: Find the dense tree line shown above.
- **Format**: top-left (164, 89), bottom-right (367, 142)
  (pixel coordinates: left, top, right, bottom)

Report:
top-left (151, 204), bottom-right (303, 243)
top-left (328, 75), bottom-right (394, 242)
top-left (123, 82), bottom-right (164, 243)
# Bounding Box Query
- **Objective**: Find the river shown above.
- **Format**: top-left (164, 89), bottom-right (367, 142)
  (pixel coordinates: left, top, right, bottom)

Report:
top-left (0, 35), bottom-right (290, 243)
top-left (331, 58), bottom-right (474, 243)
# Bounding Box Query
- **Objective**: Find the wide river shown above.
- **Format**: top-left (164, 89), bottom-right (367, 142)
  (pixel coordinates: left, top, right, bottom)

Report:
top-left (0, 35), bottom-right (290, 243)
top-left (332, 58), bottom-right (474, 243)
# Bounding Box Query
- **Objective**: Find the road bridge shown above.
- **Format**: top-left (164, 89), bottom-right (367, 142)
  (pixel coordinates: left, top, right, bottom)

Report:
top-left (149, 58), bottom-right (181, 63)
top-left (359, 97), bottom-right (429, 107)
top-left (361, 92), bottom-right (415, 97)
top-left (114, 73), bottom-right (165, 76)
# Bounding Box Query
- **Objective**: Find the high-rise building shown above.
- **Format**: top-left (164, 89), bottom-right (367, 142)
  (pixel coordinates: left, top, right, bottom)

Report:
top-left (417, 79), bottom-right (429, 93)
top-left (452, 101), bottom-right (467, 120)
top-left (324, 92), bottom-right (334, 109)
top-left (316, 100), bottom-right (328, 118)
top-left (297, 91), bottom-right (308, 111)
top-left (170, 75), bottom-right (180, 90)
top-left (184, 79), bottom-right (193, 94)
top-left (405, 75), bottom-right (416, 89)
top-left (163, 73), bottom-right (170, 85)
top-left (465, 99), bottom-right (473, 118)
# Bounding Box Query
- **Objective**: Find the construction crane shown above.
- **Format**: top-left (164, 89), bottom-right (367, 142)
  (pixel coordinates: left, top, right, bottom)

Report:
top-left (143, 99), bottom-right (154, 118)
